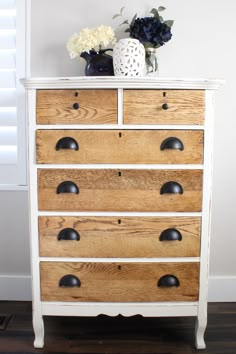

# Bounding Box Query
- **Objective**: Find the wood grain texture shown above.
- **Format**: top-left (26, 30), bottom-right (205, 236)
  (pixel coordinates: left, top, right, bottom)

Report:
top-left (37, 169), bottom-right (203, 212)
top-left (36, 89), bottom-right (117, 124)
top-left (124, 90), bottom-right (205, 125)
top-left (40, 262), bottom-right (199, 302)
top-left (38, 216), bottom-right (201, 258)
top-left (36, 130), bottom-right (204, 164)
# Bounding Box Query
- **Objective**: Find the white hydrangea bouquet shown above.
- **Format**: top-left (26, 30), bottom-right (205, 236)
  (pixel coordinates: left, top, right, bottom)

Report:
top-left (66, 24), bottom-right (116, 76)
top-left (67, 25), bottom-right (116, 58)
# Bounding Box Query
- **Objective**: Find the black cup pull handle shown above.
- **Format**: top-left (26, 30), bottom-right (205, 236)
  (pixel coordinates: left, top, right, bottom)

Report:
top-left (158, 274), bottom-right (180, 287)
top-left (59, 275), bottom-right (81, 288)
top-left (57, 228), bottom-right (80, 241)
top-left (56, 181), bottom-right (79, 194)
top-left (160, 181), bottom-right (183, 195)
top-left (55, 137), bottom-right (79, 151)
top-left (159, 228), bottom-right (182, 241)
top-left (160, 137), bottom-right (184, 151)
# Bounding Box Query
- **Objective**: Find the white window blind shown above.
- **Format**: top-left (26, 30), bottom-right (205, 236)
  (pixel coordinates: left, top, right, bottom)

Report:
top-left (0, 0), bottom-right (27, 186)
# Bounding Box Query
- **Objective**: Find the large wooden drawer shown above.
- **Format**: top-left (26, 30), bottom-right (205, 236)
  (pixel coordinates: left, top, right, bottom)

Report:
top-left (36, 89), bottom-right (117, 125)
top-left (124, 90), bottom-right (204, 125)
top-left (38, 169), bottom-right (203, 212)
top-left (36, 130), bottom-right (203, 164)
top-left (39, 216), bottom-right (201, 258)
top-left (40, 262), bottom-right (199, 302)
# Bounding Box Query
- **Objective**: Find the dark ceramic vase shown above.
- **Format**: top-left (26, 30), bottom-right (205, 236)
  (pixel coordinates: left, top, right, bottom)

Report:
top-left (80, 49), bottom-right (114, 76)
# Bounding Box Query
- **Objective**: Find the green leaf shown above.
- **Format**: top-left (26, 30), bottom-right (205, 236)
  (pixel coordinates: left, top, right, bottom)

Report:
top-left (150, 8), bottom-right (160, 18)
top-left (159, 16), bottom-right (163, 22)
top-left (124, 28), bottom-right (131, 33)
top-left (164, 20), bottom-right (174, 27)
top-left (143, 42), bottom-right (154, 49)
top-left (158, 6), bottom-right (166, 12)
top-left (131, 13), bottom-right (137, 26)
top-left (112, 14), bottom-right (120, 19)
top-left (119, 20), bottom-right (129, 26)
top-left (120, 6), bottom-right (126, 15)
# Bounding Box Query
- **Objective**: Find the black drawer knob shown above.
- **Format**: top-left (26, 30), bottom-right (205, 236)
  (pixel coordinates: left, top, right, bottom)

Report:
top-left (57, 228), bottom-right (80, 241)
top-left (159, 228), bottom-right (182, 241)
top-left (158, 274), bottom-right (180, 287)
top-left (59, 275), bottom-right (81, 288)
top-left (162, 103), bottom-right (169, 110)
top-left (160, 137), bottom-right (184, 151)
top-left (160, 181), bottom-right (183, 195)
top-left (55, 137), bottom-right (79, 151)
top-left (56, 181), bottom-right (79, 194)
top-left (73, 103), bottom-right (80, 110)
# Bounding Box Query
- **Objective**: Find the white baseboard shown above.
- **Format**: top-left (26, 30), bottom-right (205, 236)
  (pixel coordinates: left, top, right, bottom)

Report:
top-left (0, 275), bottom-right (236, 302)
top-left (0, 275), bottom-right (32, 301)
top-left (208, 276), bottom-right (236, 302)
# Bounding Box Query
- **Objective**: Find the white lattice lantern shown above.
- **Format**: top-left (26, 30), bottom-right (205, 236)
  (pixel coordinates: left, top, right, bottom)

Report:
top-left (113, 38), bottom-right (145, 77)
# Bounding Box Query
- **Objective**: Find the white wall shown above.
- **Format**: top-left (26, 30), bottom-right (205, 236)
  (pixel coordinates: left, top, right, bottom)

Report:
top-left (1, 0), bottom-right (235, 301)
top-left (0, 191), bottom-right (31, 300)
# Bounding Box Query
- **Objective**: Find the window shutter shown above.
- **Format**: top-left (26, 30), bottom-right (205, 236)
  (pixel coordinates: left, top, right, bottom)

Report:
top-left (0, 0), bottom-right (27, 185)
top-left (0, 0), bottom-right (17, 165)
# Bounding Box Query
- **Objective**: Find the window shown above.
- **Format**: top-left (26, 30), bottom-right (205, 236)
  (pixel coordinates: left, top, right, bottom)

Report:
top-left (0, 0), bottom-right (28, 187)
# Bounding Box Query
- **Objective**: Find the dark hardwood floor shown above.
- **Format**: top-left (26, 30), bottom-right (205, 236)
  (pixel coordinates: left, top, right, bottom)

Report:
top-left (0, 302), bottom-right (235, 354)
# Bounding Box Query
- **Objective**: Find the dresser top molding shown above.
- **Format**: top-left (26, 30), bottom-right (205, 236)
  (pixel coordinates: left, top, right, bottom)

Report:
top-left (21, 76), bottom-right (224, 90)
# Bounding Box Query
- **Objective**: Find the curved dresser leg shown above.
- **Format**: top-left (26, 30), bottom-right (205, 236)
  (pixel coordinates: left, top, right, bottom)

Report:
top-left (33, 311), bottom-right (44, 348)
top-left (195, 316), bottom-right (207, 349)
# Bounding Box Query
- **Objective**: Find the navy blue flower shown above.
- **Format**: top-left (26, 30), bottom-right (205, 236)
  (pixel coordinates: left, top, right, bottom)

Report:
top-left (130, 17), bottom-right (172, 47)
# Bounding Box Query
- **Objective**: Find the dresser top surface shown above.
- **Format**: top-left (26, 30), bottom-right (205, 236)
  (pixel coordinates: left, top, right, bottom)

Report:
top-left (20, 76), bottom-right (224, 90)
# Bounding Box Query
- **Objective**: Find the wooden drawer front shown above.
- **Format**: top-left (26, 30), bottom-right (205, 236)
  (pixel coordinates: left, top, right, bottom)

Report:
top-left (38, 169), bottom-right (203, 212)
top-left (39, 216), bottom-right (201, 258)
top-left (36, 130), bottom-right (203, 164)
top-left (124, 90), bottom-right (204, 125)
top-left (40, 262), bottom-right (199, 302)
top-left (36, 90), bottom-right (117, 125)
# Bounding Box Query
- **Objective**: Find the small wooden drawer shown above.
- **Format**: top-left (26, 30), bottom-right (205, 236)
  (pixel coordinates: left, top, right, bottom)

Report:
top-left (38, 216), bottom-right (201, 258)
top-left (36, 130), bottom-right (203, 164)
top-left (40, 261), bottom-right (200, 302)
top-left (123, 90), bottom-right (204, 125)
top-left (36, 89), bottom-right (117, 125)
top-left (37, 169), bottom-right (203, 212)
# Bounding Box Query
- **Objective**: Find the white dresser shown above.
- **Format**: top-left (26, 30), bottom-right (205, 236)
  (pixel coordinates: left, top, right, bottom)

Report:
top-left (22, 77), bottom-right (222, 349)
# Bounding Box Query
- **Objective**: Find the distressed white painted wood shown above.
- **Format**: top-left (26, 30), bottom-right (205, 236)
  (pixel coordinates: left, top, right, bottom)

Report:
top-left (117, 88), bottom-right (123, 127)
top-left (22, 77), bottom-right (223, 350)
top-left (20, 77), bottom-right (224, 90)
top-left (27, 89), bottom-right (44, 348)
top-left (36, 164), bottom-right (203, 170)
top-left (42, 302), bottom-right (198, 317)
top-left (39, 257), bottom-right (200, 263)
top-left (36, 124), bottom-right (204, 130)
top-left (37, 211), bottom-right (202, 217)
top-left (194, 90), bottom-right (215, 349)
